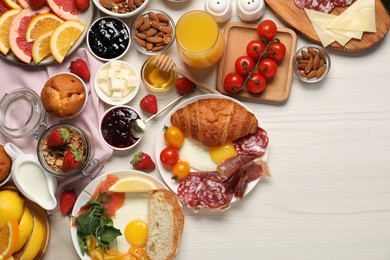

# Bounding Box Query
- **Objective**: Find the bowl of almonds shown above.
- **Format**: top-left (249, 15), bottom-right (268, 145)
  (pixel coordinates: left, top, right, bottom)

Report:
top-left (131, 9), bottom-right (175, 55)
top-left (93, 0), bottom-right (150, 18)
top-left (293, 44), bottom-right (331, 83)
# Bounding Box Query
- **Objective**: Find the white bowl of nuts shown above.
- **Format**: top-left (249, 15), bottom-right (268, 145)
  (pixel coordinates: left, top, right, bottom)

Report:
top-left (293, 44), bottom-right (331, 83)
top-left (131, 9), bottom-right (175, 55)
top-left (93, 0), bottom-right (150, 18)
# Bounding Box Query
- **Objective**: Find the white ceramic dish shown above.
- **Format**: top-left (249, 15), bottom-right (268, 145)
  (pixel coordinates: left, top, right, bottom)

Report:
top-left (70, 170), bottom-right (168, 259)
top-left (92, 0), bottom-right (150, 18)
top-left (94, 60), bottom-right (139, 106)
top-left (155, 94), bottom-right (268, 205)
top-left (0, 3), bottom-right (94, 66)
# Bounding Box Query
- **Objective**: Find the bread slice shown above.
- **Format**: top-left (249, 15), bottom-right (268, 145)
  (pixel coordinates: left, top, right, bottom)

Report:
top-left (146, 189), bottom-right (185, 260)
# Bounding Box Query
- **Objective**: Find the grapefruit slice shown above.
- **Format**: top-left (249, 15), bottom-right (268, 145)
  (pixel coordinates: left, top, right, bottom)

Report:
top-left (46, 0), bottom-right (78, 21)
top-left (0, 9), bottom-right (20, 55)
top-left (9, 6), bottom-right (50, 63)
top-left (17, 0), bottom-right (30, 8)
top-left (0, 1), bottom-right (10, 15)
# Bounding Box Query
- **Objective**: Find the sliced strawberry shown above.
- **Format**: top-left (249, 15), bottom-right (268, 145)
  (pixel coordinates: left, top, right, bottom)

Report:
top-left (60, 190), bottom-right (77, 215)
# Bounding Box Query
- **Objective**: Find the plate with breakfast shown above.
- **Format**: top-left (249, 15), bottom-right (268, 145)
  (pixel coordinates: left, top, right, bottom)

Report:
top-left (0, 0), bottom-right (94, 65)
top-left (70, 170), bottom-right (184, 260)
top-left (156, 94), bottom-right (271, 212)
top-left (265, 0), bottom-right (390, 52)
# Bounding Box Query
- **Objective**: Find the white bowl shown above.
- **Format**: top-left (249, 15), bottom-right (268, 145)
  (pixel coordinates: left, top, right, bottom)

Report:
top-left (94, 60), bottom-right (140, 105)
top-left (92, 0), bottom-right (150, 18)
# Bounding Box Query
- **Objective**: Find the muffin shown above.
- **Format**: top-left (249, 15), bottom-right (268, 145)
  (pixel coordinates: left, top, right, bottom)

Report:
top-left (41, 73), bottom-right (87, 118)
top-left (0, 144), bottom-right (12, 183)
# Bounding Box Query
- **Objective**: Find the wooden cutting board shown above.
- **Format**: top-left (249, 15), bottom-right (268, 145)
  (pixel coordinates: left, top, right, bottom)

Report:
top-left (265, 0), bottom-right (390, 52)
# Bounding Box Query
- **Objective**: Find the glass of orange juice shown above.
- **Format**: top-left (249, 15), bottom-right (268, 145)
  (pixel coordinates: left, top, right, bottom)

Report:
top-left (175, 10), bottom-right (225, 69)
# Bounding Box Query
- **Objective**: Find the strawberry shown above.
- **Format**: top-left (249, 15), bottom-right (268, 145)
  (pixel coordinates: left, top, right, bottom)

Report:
top-left (69, 58), bottom-right (90, 81)
top-left (60, 190), bottom-right (77, 215)
top-left (74, 0), bottom-right (89, 11)
top-left (47, 128), bottom-right (72, 147)
top-left (62, 149), bottom-right (83, 172)
top-left (175, 77), bottom-right (195, 95)
top-left (130, 152), bottom-right (155, 171)
top-left (139, 94), bottom-right (158, 114)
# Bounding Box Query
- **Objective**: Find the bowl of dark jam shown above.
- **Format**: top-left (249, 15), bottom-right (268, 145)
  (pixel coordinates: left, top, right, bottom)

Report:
top-left (87, 17), bottom-right (130, 61)
top-left (99, 105), bottom-right (142, 151)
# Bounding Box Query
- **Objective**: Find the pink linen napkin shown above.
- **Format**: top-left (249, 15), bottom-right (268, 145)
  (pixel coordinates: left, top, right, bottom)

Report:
top-left (0, 48), bottom-right (113, 215)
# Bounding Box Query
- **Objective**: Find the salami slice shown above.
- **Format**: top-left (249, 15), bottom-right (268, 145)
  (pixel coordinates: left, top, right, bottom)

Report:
top-left (332, 0), bottom-right (353, 7)
top-left (233, 127), bottom-right (269, 157)
top-left (177, 175), bottom-right (203, 208)
top-left (197, 178), bottom-right (228, 209)
top-left (305, 0), bottom-right (335, 13)
top-left (294, 0), bottom-right (306, 9)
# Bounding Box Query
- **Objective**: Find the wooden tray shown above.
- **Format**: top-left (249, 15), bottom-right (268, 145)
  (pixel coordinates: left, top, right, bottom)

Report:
top-left (0, 186), bottom-right (50, 260)
top-left (265, 0), bottom-right (390, 52)
top-left (217, 23), bottom-right (297, 104)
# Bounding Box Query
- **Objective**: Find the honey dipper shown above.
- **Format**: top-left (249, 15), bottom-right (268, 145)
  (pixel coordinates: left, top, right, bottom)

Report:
top-left (153, 53), bottom-right (220, 94)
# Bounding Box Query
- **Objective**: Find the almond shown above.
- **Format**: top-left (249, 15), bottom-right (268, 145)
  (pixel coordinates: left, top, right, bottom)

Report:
top-left (134, 0), bottom-right (143, 7)
top-left (146, 36), bottom-right (163, 44)
top-left (127, 0), bottom-right (135, 10)
top-left (148, 12), bottom-right (159, 22)
top-left (100, 0), bottom-right (114, 9)
top-left (156, 13), bottom-right (169, 23)
top-left (146, 28), bottom-right (158, 37)
top-left (316, 66), bottom-right (327, 78)
top-left (151, 45), bottom-right (166, 51)
top-left (313, 54), bottom-right (320, 70)
top-left (134, 35), bottom-right (146, 47)
top-left (133, 15), bottom-right (143, 29)
top-left (160, 25), bottom-right (172, 34)
top-left (163, 35), bottom-right (172, 44)
top-left (150, 20), bottom-right (161, 30)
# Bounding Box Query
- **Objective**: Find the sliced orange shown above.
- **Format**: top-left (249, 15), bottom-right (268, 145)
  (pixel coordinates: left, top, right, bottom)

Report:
top-left (2, 0), bottom-right (21, 9)
top-left (49, 20), bottom-right (85, 63)
top-left (32, 30), bottom-right (53, 64)
top-left (25, 13), bottom-right (63, 42)
top-left (0, 220), bottom-right (19, 259)
top-left (0, 9), bottom-right (21, 55)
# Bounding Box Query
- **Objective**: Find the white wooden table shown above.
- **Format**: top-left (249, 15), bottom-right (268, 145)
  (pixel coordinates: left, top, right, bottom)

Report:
top-left (46, 1), bottom-right (390, 259)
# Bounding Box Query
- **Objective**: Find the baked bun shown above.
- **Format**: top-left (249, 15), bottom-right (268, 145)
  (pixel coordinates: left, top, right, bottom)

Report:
top-left (41, 73), bottom-right (87, 118)
top-left (0, 144), bottom-right (12, 183)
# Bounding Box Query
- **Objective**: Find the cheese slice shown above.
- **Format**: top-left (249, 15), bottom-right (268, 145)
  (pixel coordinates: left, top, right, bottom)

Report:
top-left (305, 8), bottom-right (352, 46)
top-left (326, 0), bottom-right (376, 32)
top-left (331, 29), bottom-right (363, 40)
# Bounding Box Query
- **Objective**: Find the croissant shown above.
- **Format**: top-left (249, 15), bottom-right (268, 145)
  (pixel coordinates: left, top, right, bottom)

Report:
top-left (170, 98), bottom-right (258, 147)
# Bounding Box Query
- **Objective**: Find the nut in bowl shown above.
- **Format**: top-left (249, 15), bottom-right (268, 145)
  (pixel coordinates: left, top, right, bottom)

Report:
top-left (293, 44), bottom-right (331, 83)
top-left (131, 9), bottom-right (176, 55)
top-left (99, 105), bottom-right (142, 151)
top-left (87, 17), bottom-right (130, 61)
top-left (41, 72), bottom-right (88, 118)
top-left (95, 60), bottom-right (140, 105)
top-left (93, 0), bottom-right (150, 18)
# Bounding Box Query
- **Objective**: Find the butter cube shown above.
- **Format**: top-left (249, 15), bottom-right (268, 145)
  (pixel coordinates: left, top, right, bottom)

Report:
top-left (110, 61), bottom-right (122, 71)
top-left (98, 82), bottom-right (112, 96)
top-left (118, 69), bottom-right (130, 78)
top-left (110, 78), bottom-right (125, 90)
top-left (122, 86), bottom-right (134, 97)
top-left (97, 69), bottom-right (108, 83)
top-left (125, 76), bottom-right (138, 87)
top-left (111, 90), bottom-right (123, 100)
top-left (108, 69), bottom-right (118, 79)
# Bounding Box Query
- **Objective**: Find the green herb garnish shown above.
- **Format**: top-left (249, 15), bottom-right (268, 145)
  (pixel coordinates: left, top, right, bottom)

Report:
top-left (74, 192), bottom-right (122, 255)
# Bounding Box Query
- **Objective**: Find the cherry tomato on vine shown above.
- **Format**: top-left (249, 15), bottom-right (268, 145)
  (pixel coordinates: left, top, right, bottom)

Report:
top-left (256, 20), bottom-right (277, 42)
top-left (172, 161), bottom-right (190, 180)
top-left (235, 56), bottom-right (255, 77)
top-left (246, 73), bottom-right (267, 94)
top-left (164, 126), bottom-right (184, 148)
top-left (258, 58), bottom-right (278, 79)
top-left (246, 40), bottom-right (265, 61)
top-left (160, 147), bottom-right (179, 166)
top-left (267, 42), bottom-right (286, 62)
top-left (224, 72), bottom-right (244, 93)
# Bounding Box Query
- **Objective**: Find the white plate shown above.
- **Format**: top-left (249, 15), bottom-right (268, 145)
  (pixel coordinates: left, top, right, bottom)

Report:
top-left (0, 4), bottom-right (94, 66)
top-left (70, 169), bottom-right (167, 259)
top-left (155, 94), bottom-right (268, 205)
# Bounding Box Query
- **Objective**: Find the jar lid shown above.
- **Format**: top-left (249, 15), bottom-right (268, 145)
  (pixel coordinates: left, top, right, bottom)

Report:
top-left (0, 88), bottom-right (45, 138)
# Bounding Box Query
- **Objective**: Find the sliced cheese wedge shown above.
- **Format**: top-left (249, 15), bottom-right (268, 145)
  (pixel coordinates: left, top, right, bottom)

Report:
top-left (326, 0), bottom-right (376, 32)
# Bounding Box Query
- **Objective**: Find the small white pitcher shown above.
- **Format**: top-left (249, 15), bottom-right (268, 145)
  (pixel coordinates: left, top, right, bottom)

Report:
top-left (4, 143), bottom-right (57, 210)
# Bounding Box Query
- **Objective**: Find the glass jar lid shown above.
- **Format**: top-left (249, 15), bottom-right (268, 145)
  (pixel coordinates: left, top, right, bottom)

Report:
top-left (0, 88), bottom-right (45, 138)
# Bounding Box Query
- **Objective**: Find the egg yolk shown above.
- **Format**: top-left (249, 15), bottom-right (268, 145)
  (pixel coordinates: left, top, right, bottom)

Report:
top-left (209, 142), bottom-right (238, 164)
top-left (124, 219), bottom-right (148, 247)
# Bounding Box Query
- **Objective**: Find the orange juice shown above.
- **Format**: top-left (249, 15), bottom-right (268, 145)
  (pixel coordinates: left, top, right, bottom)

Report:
top-left (176, 11), bottom-right (224, 69)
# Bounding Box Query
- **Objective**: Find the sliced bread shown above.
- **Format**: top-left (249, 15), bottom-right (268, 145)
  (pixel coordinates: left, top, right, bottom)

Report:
top-left (146, 189), bottom-right (185, 260)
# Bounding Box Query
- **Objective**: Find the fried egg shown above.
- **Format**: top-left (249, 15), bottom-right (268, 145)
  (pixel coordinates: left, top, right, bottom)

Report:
top-left (180, 138), bottom-right (238, 171)
top-left (113, 193), bottom-right (149, 253)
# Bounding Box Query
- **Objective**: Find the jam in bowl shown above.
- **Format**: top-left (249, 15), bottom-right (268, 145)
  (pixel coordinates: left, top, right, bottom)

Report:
top-left (99, 105), bottom-right (142, 150)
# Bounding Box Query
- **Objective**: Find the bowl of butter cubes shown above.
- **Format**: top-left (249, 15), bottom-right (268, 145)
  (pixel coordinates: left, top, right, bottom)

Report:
top-left (94, 60), bottom-right (139, 105)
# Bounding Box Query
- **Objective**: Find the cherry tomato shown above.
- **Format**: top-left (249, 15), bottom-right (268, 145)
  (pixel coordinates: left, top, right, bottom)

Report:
top-left (164, 126), bottom-right (184, 149)
top-left (234, 56), bottom-right (255, 77)
top-left (258, 58), bottom-right (278, 79)
top-left (267, 42), bottom-right (286, 62)
top-left (172, 161), bottom-right (190, 180)
top-left (246, 73), bottom-right (267, 94)
top-left (160, 147), bottom-right (179, 166)
top-left (246, 40), bottom-right (266, 61)
top-left (256, 20), bottom-right (277, 42)
top-left (224, 72), bottom-right (244, 93)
